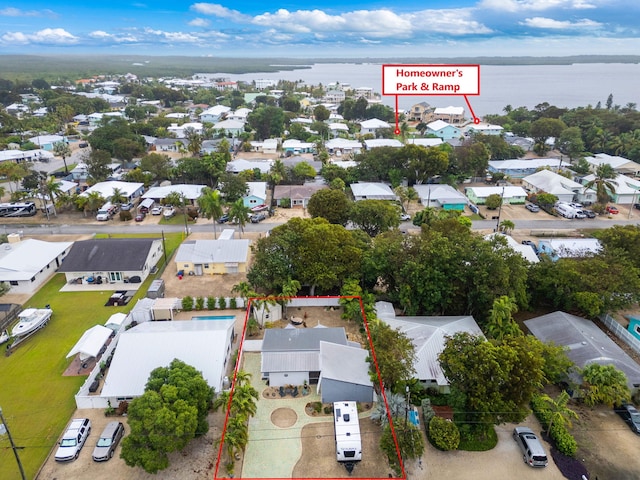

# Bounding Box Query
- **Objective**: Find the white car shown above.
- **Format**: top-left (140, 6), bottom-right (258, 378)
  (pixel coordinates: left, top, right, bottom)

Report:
top-left (400, 213), bottom-right (411, 221)
top-left (55, 418), bottom-right (92, 462)
top-left (151, 206), bottom-right (163, 215)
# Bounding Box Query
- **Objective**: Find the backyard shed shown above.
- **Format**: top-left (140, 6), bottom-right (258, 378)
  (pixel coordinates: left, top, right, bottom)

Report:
top-left (147, 279), bottom-right (165, 299)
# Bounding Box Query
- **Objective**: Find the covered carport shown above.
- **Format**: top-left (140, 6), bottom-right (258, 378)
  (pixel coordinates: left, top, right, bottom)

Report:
top-left (66, 325), bottom-right (113, 363)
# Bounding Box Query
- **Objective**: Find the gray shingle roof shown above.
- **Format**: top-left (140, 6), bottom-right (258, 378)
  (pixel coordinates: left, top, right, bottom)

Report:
top-left (58, 238), bottom-right (159, 272)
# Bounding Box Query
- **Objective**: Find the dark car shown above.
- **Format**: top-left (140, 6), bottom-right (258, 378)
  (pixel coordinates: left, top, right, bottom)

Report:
top-left (634, 203), bottom-right (640, 210)
top-left (92, 421), bottom-right (125, 462)
top-left (582, 209), bottom-right (596, 218)
top-left (217, 214), bottom-right (229, 223)
top-left (614, 403), bottom-right (640, 434)
top-left (251, 212), bottom-right (267, 223)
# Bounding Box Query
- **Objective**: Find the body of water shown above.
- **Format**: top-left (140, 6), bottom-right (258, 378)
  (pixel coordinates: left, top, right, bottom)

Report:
top-left (218, 62), bottom-right (640, 118)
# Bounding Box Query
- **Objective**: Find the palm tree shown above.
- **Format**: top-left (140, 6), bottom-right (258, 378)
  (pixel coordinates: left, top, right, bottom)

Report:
top-left (52, 141), bottom-right (72, 174)
top-left (44, 177), bottom-right (62, 217)
top-left (198, 187), bottom-right (224, 238)
top-left (232, 281), bottom-right (257, 310)
top-left (279, 277), bottom-right (301, 318)
top-left (486, 295), bottom-right (521, 340)
top-left (499, 219), bottom-right (515, 234)
top-left (109, 187), bottom-right (126, 206)
top-left (583, 163), bottom-right (617, 205)
top-left (84, 191), bottom-right (105, 216)
top-left (539, 391), bottom-right (578, 434)
top-left (228, 199), bottom-right (251, 237)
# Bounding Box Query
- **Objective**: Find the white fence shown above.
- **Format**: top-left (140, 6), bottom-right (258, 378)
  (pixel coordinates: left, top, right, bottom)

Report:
top-left (600, 313), bottom-right (640, 356)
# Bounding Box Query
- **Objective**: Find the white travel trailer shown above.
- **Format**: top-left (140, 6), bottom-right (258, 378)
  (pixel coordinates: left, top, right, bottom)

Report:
top-left (334, 401), bottom-right (362, 468)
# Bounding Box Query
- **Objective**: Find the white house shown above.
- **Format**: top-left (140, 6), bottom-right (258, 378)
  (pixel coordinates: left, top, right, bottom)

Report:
top-left (376, 301), bottom-right (483, 392)
top-left (359, 118), bottom-right (390, 135)
top-left (200, 105), bottom-right (231, 123)
top-left (142, 184), bottom-right (206, 202)
top-left (227, 158), bottom-right (274, 175)
top-left (584, 153), bottom-right (640, 177)
top-left (538, 238), bottom-right (601, 260)
top-left (351, 182), bottom-right (397, 201)
top-left (174, 239), bottom-right (250, 275)
top-left (484, 233), bottom-right (539, 264)
top-left (325, 138), bottom-right (363, 156)
top-left (406, 138), bottom-right (443, 147)
top-left (213, 119), bottom-right (245, 137)
top-left (580, 173), bottom-right (640, 204)
top-left (413, 184), bottom-right (469, 211)
top-left (101, 320), bottom-right (235, 402)
top-left (227, 108), bottom-right (252, 122)
top-left (464, 123), bottom-right (504, 136)
top-left (364, 139), bottom-right (403, 149)
top-left (81, 181), bottom-right (145, 202)
top-left (0, 238), bottom-right (73, 294)
top-left (282, 139), bottom-right (316, 154)
top-left (167, 122), bottom-right (203, 138)
top-left (522, 169), bottom-right (596, 204)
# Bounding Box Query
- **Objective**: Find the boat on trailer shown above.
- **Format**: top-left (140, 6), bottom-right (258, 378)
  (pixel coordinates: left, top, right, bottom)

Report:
top-left (11, 308), bottom-right (53, 339)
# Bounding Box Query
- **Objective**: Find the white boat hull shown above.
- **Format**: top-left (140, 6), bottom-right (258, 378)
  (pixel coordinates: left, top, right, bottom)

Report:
top-left (11, 308), bottom-right (53, 338)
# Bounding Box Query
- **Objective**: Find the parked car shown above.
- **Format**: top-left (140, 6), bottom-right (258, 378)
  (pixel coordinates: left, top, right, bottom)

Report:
top-left (251, 212), bottom-right (267, 223)
top-left (79, 142), bottom-right (89, 148)
top-left (151, 206), bottom-right (163, 215)
top-left (134, 212), bottom-right (146, 222)
top-left (525, 203), bottom-right (540, 213)
top-left (574, 210), bottom-right (587, 219)
top-left (606, 205), bottom-right (619, 214)
top-left (217, 214), bottom-right (229, 223)
top-left (512, 427), bottom-right (548, 468)
top-left (55, 418), bottom-right (92, 462)
top-left (634, 203), bottom-right (640, 210)
top-left (400, 213), bottom-right (411, 221)
top-left (614, 403), bottom-right (640, 434)
top-left (120, 202), bottom-right (134, 211)
top-left (163, 206), bottom-right (176, 219)
top-left (582, 209), bottom-right (596, 218)
top-left (92, 421), bottom-right (125, 462)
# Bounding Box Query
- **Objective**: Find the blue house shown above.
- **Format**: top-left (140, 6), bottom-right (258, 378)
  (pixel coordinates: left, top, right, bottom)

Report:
top-left (425, 120), bottom-right (461, 141)
top-left (537, 238), bottom-right (601, 261)
top-left (243, 182), bottom-right (267, 208)
top-left (627, 316), bottom-right (640, 342)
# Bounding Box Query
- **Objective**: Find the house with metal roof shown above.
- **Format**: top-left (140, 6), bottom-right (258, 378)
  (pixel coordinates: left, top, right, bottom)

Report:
top-left (318, 341), bottom-right (373, 403)
top-left (174, 239), bottom-right (250, 275)
top-left (100, 320), bottom-right (235, 403)
top-left (464, 185), bottom-right (528, 205)
top-left (579, 173), bottom-right (640, 204)
top-left (522, 169), bottom-right (596, 204)
top-left (243, 182), bottom-right (268, 208)
top-left (359, 118), bottom-right (390, 135)
top-left (142, 183), bottom-right (206, 202)
top-left (584, 153), bottom-right (640, 177)
top-left (413, 184), bottom-right (468, 210)
top-left (227, 158), bottom-right (274, 175)
top-left (273, 183), bottom-right (327, 208)
top-left (376, 301), bottom-right (484, 393)
top-left (0, 237), bottom-right (73, 294)
top-left (261, 327), bottom-right (371, 402)
top-left (488, 158), bottom-right (563, 178)
top-left (425, 120), bottom-right (461, 140)
top-left (351, 182), bottom-right (397, 201)
top-left (484, 233), bottom-right (539, 264)
top-left (81, 180), bottom-right (145, 202)
top-left (363, 138), bottom-right (403, 149)
top-left (525, 311), bottom-right (640, 394)
top-left (537, 238), bottom-right (601, 261)
top-left (58, 238), bottom-right (163, 288)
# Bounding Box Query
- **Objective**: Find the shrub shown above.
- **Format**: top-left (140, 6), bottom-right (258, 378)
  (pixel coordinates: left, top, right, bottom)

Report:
top-left (313, 401), bottom-right (322, 413)
top-left (182, 296), bottom-right (194, 311)
top-left (549, 422), bottom-right (578, 457)
top-left (229, 297), bottom-right (237, 309)
top-left (323, 405), bottom-right (333, 414)
top-left (422, 398), bottom-right (435, 427)
top-left (119, 210), bottom-right (132, 221)
top-left (195, 296), bottom-right (205, 310)
top-left (207, 296), bottom-right (216, 310)
top-left (429, 416), bottom-right (460, 451)
top-left (218, 296), bottom-right (227, 309)
top-left (531, 394), bottom-right (578, 457)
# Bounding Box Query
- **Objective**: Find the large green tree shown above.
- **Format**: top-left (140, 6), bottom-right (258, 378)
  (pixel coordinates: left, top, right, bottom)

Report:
top-left (581, 364), bottom-right (630, 407)
top-left (247, 217), bottom-right (364, 295)
top-left (307, 188), bottom-right (351, 225)
top-left (439, 333), bottom-right (545, 427)
top-left (120, 359), bottom-right (214, 474)
top-left (247, 105), bottom-right (285, 140)
top-left (349, 199), bottom-right (400, 237)
top-left (368, 320), bottom-right (416, 391)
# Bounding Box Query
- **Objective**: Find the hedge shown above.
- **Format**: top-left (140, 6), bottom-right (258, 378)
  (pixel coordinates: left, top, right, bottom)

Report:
top-left (530, 394), bottom-right (577, 457)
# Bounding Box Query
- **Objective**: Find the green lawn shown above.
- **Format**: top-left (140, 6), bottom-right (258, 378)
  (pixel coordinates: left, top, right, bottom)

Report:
top-left (0, 232), bottom-right (182, 480)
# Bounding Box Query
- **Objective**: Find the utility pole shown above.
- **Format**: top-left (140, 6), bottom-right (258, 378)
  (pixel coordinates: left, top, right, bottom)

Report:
top-left (0, 407), bottom-right (27, 480)
top-left (495, 185), bottom-right (505, 232)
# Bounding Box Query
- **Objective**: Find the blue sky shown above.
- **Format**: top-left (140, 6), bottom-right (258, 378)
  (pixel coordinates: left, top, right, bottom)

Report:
top-left (0, 1), bottom-right (638, 57)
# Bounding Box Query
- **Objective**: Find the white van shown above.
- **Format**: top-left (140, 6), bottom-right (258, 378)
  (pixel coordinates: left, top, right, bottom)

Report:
top-left (96, 202), bottom-right (117, 221)
top-left (555, 203), bottom-right (578, 219)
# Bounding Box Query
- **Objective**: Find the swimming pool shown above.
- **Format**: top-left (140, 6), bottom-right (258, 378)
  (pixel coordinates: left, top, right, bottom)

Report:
top-left (192, 315), bottom-right (236, 321)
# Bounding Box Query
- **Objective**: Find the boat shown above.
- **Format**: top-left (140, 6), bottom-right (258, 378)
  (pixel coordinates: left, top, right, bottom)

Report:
top-left (251, 204), bottom-right (268, 212)
top-left (0, 330), bottom-right (9, 345)
top-left (11, 307), bottom-right (53, 339)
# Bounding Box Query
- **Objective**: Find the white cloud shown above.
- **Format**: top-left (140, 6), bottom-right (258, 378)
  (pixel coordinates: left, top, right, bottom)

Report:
top-left (1, 28), bottom-right (78, 45)
top-left (89, 31), bottom-right (139, 43)
top-left (190, 3), bottom-right (249, 22)
top-left (188, 18), bottom-right (210, 27)
top-left (522, 16), bottom-right (602, 28)
top-left (479, 0), bottom-right (597, 12)
top-left (0, 7), bottom-right (56, 17)
top-left (143, 28), bottom-right (199, 43)
top-left (89, 30), bottom-right (111, 39)
top-left (409, 9), bottom-right (493, 35)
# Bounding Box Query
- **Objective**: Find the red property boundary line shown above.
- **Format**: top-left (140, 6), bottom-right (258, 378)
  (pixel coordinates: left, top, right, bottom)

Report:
top-left (213, 295), bottom-right (407, 480)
